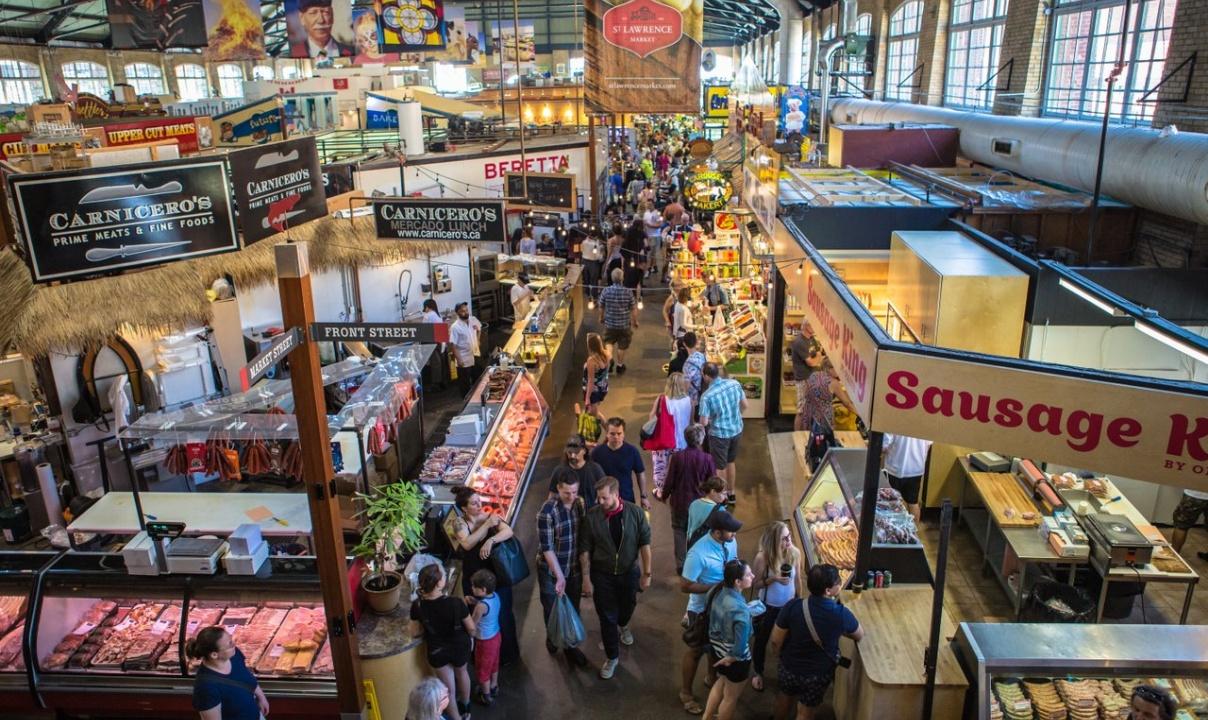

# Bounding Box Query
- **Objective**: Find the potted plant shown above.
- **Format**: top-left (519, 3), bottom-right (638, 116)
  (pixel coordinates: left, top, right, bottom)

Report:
top-left (350, 481), bottom-right (427, 614)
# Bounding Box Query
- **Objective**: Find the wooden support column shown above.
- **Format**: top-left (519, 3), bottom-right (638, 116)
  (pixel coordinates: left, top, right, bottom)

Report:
top-left (587, 113), bottom-right (598, 217)
top-left (276, 243), bottom-right (366, 718)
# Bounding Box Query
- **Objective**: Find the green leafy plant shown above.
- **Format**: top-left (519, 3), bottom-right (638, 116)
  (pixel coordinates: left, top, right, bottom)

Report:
top-left (350, 481), bottom-right (427, 591)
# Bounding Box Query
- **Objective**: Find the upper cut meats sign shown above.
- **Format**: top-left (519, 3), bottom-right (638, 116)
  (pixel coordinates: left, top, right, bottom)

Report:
top-left (585, 0), bottom-right (703, 113)
top-left (872, 350), bottom-right (1208, 492)
top-left (8, 158), bottom-right (239, 283)
top-left (602, 0), bottom-right (682, 57)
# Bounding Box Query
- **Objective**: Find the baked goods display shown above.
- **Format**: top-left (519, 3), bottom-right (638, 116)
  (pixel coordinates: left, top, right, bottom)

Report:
top-left (39, 599), bottom-right (334, 677)
top-left (799, 499), bottom-right (858, 586)
top-left (991, 676), bottom-right (1208, 720)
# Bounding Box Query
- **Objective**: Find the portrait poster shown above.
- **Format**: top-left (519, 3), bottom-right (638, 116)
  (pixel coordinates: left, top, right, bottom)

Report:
top-left (351, 5), bottom-right (400, 64)
top-left (284, 0), bottom-right (355, 59)
top-left (584, 0), bottom-right (703, 113)
top-left (433, 6), bottom-right (477, 63)
top-left (203, 0), bottom-right (265, 61)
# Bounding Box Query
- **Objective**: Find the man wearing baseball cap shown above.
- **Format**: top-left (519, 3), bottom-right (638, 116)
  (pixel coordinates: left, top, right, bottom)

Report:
top-left (290, 0), bottom-right (353, 59)
top-left (677, 508), bottom-right (741, 714)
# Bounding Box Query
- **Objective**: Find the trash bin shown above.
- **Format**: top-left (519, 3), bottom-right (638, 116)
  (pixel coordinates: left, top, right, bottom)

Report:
top-left (1025, 580), bottom-right (1096, 623)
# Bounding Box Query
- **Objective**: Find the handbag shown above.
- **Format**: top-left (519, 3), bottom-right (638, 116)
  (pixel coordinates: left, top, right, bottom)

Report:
top-left (640, 396), bottom-right (677, 451)
top-left (490, 536), bottom-right (531, 586)
top-left (681, 585), bottom-right (721, 647)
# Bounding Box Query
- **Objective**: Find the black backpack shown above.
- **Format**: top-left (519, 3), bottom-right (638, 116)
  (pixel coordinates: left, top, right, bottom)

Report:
top-left (687, 503), bottom-right (723, 552)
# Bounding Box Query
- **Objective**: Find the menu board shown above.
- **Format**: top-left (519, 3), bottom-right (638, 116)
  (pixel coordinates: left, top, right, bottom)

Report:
top-left (505, 172), bottom-right (576, 211)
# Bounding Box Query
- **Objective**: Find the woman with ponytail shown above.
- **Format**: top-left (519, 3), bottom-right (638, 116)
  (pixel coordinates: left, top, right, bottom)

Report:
top-left (187, 626), bottom-right (268, 720)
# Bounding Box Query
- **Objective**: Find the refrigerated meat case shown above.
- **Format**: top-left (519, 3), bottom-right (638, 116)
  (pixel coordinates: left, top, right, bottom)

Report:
top-left (791, 447), bottom-right (931, 588)
top-left (954, 622), bottom-right (1208, 720)
top-left (25, 552), bottom-right (339, 718)
top-left (426, 366), bottom-right (550, 525)
top-left (0, 551), bottom-right (55, 713)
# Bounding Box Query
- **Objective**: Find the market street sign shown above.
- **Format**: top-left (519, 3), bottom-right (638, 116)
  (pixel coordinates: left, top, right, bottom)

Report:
top-left (373, 198), bottom-right (506, 244)
top-left (239, 327), bottom-right (303, 392)
top-left (310, 323), bottom-right (449, 344)
top-left (7, 157), bottom-right (239, 283)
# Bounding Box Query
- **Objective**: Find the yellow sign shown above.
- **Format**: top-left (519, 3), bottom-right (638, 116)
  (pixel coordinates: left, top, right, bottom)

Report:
top-left (684, 170), bottom-right (733, 211)
top-left (704, 85), bottom-right (730, 118)
top-left (363, 679), bottom-right (383, 720)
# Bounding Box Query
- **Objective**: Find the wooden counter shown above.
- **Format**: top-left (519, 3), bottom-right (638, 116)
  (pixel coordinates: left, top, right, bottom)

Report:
top-left (834, 585), bottom-right (968, 720)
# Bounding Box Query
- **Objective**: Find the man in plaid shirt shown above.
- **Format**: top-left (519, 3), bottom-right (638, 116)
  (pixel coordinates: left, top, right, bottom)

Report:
top-left (598, 267), bottom-right (638, 374)
top-left (536, 470), bottom-right (589, 666)
top-left (698, 362), bottom-right (748, 499)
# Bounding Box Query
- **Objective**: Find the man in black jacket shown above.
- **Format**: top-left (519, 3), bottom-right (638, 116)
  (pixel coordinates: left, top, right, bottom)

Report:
top-left (579, 475), bottom-right (653, 680)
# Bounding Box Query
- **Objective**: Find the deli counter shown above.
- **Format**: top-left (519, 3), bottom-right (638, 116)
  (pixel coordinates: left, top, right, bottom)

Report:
top-left (792, 447), bottom-right (932, 588)
top-left (954, 622), bottom-right (1208, 720)
top-left (501, 264), bottom-right (584, 408)
top-left (424, 366), bottom-right (550, 525)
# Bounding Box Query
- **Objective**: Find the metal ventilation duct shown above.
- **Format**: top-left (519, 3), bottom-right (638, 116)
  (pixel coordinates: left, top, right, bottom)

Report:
top-left (829, 99), bottom-right (1208, 225)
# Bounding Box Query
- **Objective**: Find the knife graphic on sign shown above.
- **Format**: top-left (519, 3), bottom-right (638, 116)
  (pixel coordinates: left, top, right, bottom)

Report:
top-left (79, 181), bottom-right (183, 205)
top-left (85, 240), bottom-right (190, 262)
top-left (264, 194), bottom-right (304, 231)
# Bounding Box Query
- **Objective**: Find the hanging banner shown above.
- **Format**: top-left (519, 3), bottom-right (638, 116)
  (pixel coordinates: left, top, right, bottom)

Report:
top-left (7, 158), bottom-right (239, 284)
top-left (229, 137), bottom-right (326, 243)
top-left (351, 5), bottom-right (400, 63)
top-left (683, 170), bottom-right (732, 211)
top-left (365, 94), bottom-right (398, 129)
top-left (584, 0), bottom-right (703, 113)
top-left (284, 0), bottom-right (355, 58)
top-left (742, 136), bottom-right (780, 235)
top-left (102, 117), bottom-right (202, 154)
top-left (213, 97), bottom-right (285, 146)
top-left (379, 0), bottom-right (446, 53)
top-left (373, 198), bottom-right (505, 243)
top-left (871, 350), bottom-right (1208, 492)
top-left (107, 0), bottom-right (209, 49)
top-left (779, 86), bottom-right (809, 137)
top-left (203, 0), bottom-right (266, 60)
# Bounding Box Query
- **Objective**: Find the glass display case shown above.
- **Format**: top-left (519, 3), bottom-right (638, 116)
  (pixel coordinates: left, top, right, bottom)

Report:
top-left (954, 622), bottom-right (1208, 720)
top-left (0, 551), bottom-right (55, 710)
top-left (792, 447), bottom-right (931, 587)
top-left (519, 291), bottom-right (571, 369)
top-left (28, 553), bottom-right (338, 717)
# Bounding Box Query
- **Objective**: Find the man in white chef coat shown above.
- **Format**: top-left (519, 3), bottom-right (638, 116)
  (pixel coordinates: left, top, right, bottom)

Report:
top-left (510, 272), bottom-right (536, 327)
top-left (449, 302), bottom-right (483, 397)
top-left (881, 434), bottom-right (932, 521)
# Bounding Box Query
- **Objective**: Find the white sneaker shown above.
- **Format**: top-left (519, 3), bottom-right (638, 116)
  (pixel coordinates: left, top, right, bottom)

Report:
top-left (619, 626), bottom-right (634, 646)
top-left (599, 657), bottom-right (619, 679)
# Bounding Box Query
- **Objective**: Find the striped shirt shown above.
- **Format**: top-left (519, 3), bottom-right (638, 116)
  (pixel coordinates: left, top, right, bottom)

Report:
top-left (537, 497), bottom-right (583, 575)
top-left (599, 283), bottom-right (635, 329)
top-left (699, 377), bottom-right (745, 439)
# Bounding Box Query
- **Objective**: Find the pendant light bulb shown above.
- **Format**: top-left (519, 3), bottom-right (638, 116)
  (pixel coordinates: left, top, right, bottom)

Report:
top-left (588, 298), bottom-right (595, 310)
top-left (796, 262), bottom-right (803, 275)
top-left (637, 299), bottom-right (645, 310)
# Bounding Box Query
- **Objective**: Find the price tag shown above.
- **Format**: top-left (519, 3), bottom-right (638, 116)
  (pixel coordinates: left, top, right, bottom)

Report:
top-left (152, 619), bottom-right (172, 635)
top-left (269, 644), bottom-right (286, 658)
top-left (1014, 701), bottom-right (1030, 711)
top-left (186, 620), bottom-right (200, 634)
top-left (114, 617), bottom-right (134, 632)
top-left (223, 624), bottom-right (240, 635)
top-left (73, 621), bottom-right (96, 636)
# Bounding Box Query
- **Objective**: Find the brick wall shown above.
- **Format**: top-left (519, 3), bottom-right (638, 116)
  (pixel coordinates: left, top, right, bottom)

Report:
top-left (1153, 0), bottom-right (1208, 133)
top-left (993, 0), bottom-right (1048, 116)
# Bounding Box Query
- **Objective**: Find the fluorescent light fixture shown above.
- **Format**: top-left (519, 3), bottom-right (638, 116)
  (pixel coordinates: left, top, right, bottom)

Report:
top-left (1057, 277), bottom-right (1126, 317)
top-left (1134, 321), bottom-right (1208, 365)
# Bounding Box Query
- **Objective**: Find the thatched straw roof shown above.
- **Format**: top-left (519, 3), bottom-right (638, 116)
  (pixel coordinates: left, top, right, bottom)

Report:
top-left (1, 214), bottom-right (467, 357)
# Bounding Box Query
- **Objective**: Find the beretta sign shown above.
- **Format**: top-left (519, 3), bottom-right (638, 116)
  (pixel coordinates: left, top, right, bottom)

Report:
top-left (373, 198), bottom-right (506, 244)
top-left (229, 136), bottom-right (327, 243)
top-left (8, 158), bottom-right (239, 283)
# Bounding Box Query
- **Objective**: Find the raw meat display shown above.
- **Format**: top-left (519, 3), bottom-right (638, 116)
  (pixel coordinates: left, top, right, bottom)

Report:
top-left (311, 640), bottom-right (334, 675)
top-left (418, 446), bottom-right (478, 485)
top-left (255, 606), bottom-right (327, 676)
top-left (0, 623), bottom-right (24, 670)
top-left (482, 369), bottom-right (518, 403)
top-left (0, 595), bottom-right (26, 636)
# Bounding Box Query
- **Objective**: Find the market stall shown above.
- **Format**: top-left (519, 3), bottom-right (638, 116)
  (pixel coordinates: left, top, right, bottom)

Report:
top-left (954, 622), bottom-right (1208, 720)
top-left (500, 265), bottom-right (584, 407)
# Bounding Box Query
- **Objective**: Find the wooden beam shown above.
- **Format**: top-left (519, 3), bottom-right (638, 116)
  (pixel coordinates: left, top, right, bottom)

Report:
top-left (275, 243), bottom-right (366, 719)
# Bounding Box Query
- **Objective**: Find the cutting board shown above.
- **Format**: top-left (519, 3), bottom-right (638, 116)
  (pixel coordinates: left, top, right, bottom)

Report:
top-left (961, 459), bottom-right (1041, 527)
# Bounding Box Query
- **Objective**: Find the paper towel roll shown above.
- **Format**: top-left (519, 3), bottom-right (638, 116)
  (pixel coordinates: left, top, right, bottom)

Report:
top-left (36, 463), bottom-right (62, 527)
top-left (398, 102), bottom-right (424, 157)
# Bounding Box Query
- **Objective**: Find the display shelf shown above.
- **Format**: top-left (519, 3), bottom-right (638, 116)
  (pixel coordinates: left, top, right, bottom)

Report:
top-left (792, 448), bottom-right (932, 587)
top-left (954, 622), bottom-right (1208, 720)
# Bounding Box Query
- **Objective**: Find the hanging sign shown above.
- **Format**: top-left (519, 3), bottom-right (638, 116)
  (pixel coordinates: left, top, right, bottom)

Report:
top-left (229, 136), bottom-right (326, 243)
top-left (584, 0), bottom-right (703, 113)
top-left (373, 198), bottom-right (505, 243)
top-left (7, 158), bottom-right (239, 283)
top-left (310, 322), bottom-right (449, 343)
top-left (683, 170), bottom-right (732, 211)
top-left (240, 327), bottom-right (303, 391)
top-left (704, 85), bottom-right (730, 118)
top-left (212, 97), bottom-right (285, 146)
top-left (871, 350), bottom-right (1208, 492)
top-left (505, 172), bottom-right (576, 211)
top-left (102, 117), bottom-right (202, 154)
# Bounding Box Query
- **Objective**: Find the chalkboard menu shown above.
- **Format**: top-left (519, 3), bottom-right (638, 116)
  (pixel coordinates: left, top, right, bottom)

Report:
top-left (505, 172), bottom-right (576, 211)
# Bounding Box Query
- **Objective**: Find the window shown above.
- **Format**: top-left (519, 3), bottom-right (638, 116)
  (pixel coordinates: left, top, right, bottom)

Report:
top-left (123, 62), bottom-right (166, 96)
top-left (1043, 0), bottom-right (1178, 123)
top-left (252, 65), bottom-right (274, 81)
top-left (61, 61), bottom-right (110, 98)
top-left (281, 64), bottom-right (301, 80)
top-left (175, 63), bottom-right (208, 101)
top-left (837, 14), bottom-right (873, 96)
top-left (215, 63), bottom-right (245, 99)
top-left (885, 0), bottom-right (923, 101)
top-left (0, 60), bottom-right (45, 105)
top-left (945, 0), bottom-right (1008, 110)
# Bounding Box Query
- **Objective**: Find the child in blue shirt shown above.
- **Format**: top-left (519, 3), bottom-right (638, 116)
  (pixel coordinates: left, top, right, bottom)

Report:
top-left (468, 569), bottom-right (502, 706)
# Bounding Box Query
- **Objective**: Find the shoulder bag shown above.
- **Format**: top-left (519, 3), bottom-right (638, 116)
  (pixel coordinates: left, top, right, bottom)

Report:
top-left (640, 395), bottom-right (677, 451)
top-left (681, 584), bottom-right (721, 647)
top-left (802, 597), bottom-right (851, 669)
top-left (490, 535), bottom-right (531, 586)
